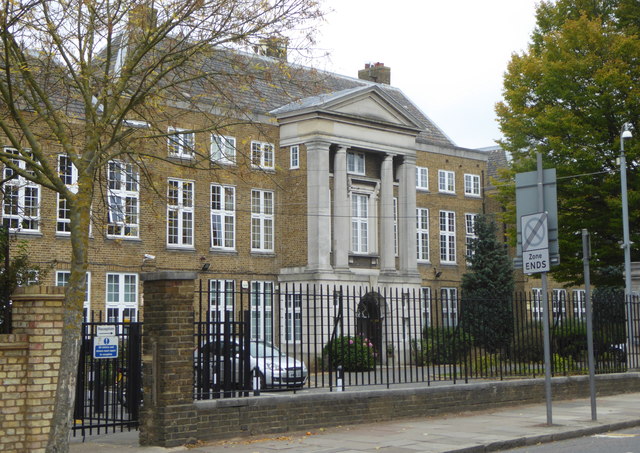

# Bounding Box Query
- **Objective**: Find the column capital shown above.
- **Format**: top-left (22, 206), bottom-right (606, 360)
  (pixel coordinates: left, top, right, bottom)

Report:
top-left (304, 140), bottom-right (332, 152)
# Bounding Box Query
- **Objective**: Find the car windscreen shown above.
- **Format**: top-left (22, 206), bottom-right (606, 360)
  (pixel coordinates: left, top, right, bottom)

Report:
top-left (250, 342), bottom-right (286, 358)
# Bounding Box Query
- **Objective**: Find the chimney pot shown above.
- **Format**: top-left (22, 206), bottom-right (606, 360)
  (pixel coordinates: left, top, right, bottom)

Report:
top-left (358, 62), bottom-right (391, 85)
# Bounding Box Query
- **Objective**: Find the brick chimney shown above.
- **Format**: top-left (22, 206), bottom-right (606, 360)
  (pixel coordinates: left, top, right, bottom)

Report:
top-left (358, 62), bottom-right (391, 85)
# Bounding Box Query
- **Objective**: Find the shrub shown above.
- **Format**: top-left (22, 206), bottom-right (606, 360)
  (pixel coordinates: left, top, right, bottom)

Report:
top-left (468, 353), bottom-right (502, 375)
top-left (552, 324), bottom-right (587, 361)
top-left (323, 336), bottom-right (376, 372)
top-left (508, 323), bottom-right (544, 363)
top-left (410, 339), bottom-right (429, 366)
top-left (422, 327), bottom-right (472, 364)
top-left (552, 353), bottom-right (578, 375)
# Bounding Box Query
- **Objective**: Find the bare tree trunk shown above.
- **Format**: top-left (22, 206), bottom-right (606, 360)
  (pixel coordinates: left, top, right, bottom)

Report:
top-left (46, 197), bottom-right (91, 453)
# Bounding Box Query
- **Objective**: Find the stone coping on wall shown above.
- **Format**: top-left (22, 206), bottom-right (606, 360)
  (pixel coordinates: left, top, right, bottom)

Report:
top-left (194, 372), bottom-right (640, 412)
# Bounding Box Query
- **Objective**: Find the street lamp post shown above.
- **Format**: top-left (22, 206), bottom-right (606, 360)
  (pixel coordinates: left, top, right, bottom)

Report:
top-left (620, 122), bottom-right (633, 343)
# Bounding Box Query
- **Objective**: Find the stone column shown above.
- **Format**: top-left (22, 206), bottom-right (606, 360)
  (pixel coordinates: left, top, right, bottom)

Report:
top-left (306, 140), bottom-right (332, 271)
top-left (632, 262), bottom-right (640, 295)
top-left (398, 155), bottom-right (418, 274)
top-left (140, 271), bottom-right (198, 447)
top-left (380, 154), bottom-right (396, 272)
top-left (333, 146), bottom-right (350, 270)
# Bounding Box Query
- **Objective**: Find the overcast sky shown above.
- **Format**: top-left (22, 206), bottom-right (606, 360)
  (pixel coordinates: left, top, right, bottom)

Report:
top-left (309, 0), bottom-right (540, 150)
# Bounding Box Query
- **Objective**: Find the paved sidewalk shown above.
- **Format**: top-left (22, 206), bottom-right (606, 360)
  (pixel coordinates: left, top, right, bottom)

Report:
top-left (70, 392), bottom-right (640, 453)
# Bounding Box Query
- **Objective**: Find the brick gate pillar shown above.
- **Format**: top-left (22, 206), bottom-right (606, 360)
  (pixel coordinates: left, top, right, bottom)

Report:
top-left (0, 286), bottom-right (65, 453)
top-left (139, 271), bottom-right (198, 447)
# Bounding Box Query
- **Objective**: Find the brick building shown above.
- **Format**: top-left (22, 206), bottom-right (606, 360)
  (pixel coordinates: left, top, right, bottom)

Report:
top-left (2, 46), bottom-right (500, 328)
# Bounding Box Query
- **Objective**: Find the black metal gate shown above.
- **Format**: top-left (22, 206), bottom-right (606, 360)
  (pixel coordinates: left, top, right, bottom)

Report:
top-left (73, 320), bottom-right (143, 438)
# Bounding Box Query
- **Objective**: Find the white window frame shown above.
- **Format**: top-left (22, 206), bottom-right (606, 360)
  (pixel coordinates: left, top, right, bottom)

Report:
top-left (347, 151), bottom-right (365, 176)
top-left (439, 210), bottom-right (456, 264)
top-left (416, 166), bottom-right (429, 191)
top-left (210, 184), bottom-right (235, 250)
top-left (167, 179), bottom-right (194, 248)
top-left (416, 208), bottom-right (429, 262)
top-left (438, 170), bottom-right (455, 194)
top-left (532, 288), bottom-right (542, 322)
top-left (284, 293), bottom-right (303, 343)
top-left (465, 213), bottom-right (478, 262)
top-left (441, 287), bottom-right (458, 327)
top-left (351, 192), bottom-right (369, 254)
top-left (572, 289), bottom-right (586, 320)
top-left (2, 147), bottom-right (40, 233)
top-left (250, 281), bottom-right (273, 342)
top-left (251, 189), bottom-right (274, 252)
top-left (168, 127), bottom-right (195, 159)
top-left (552, 289), bottom-right (567, 320)
top-left (56, 271), bottom-right (91, 321)
top-left (420, 287), bottom-right (431, 328)
top-left (56, 155), bottom-right (79, 234)
top-left (210, 134), bottom-right (236, 165)
top-left (290, 145), bottom-right (300, 169)
top-left (106, 273), bottom-right (138, 323)
top-left (464, 173), bottom-right (481, 197)
top-left (251, 141), bottom-right (274, 170)
top-left (107, 160), bottom-right (139, 238)
top-left (209, 279), bottom-right (235, 323)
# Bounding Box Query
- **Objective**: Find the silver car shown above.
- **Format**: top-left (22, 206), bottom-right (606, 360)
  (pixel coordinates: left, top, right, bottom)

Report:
top-left (195, 340), bottom-right (307, 390)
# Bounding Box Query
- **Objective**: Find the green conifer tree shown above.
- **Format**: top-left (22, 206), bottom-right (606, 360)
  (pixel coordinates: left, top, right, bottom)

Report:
top-left (460, 214), bottom-right (515, 353)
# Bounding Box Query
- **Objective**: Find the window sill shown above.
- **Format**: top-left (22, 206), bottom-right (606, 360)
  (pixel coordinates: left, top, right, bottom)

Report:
top-left (250, 251), bottom-right (276, 257)
top-left (166, 246), bottom-right (196, 252)
top-left (250, 166), bottom-right (276, 173)
top-left (438, 191), bottom-right (456, 196)
top-left (9, 230), bottom-right (42, 237)
top-left (464, 194), bottom-right (482, 198)
top-left (106, 236), bottom-right (142, 242)
top-left (212, 160), bottom-right (237, 167)
top-left (209, 248), bottom-right (238, 255)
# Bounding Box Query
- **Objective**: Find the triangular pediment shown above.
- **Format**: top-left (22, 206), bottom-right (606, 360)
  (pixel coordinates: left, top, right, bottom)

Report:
top-left (271, 85), bottom-right (423, 131)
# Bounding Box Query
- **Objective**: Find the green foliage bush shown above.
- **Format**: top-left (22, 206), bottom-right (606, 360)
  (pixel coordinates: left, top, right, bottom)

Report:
top-left (509, 323), bottom-right (544, 363)
top-left (552, 324), bottom-right (587, 361)
top-left (323, 336), bottom-right (376, 372)
top-left (468, 353), bottom-right (502, 375)
top-left (552, 353), bottom-right (578, 375)
top-left (421, 327), bottom-right (473, 364)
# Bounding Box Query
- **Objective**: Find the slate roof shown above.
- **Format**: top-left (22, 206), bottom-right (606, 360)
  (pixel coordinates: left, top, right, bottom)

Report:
top-left (95, 36), bottom-right (456, 147)
top-left (187, 48), bottom-right (456, 147)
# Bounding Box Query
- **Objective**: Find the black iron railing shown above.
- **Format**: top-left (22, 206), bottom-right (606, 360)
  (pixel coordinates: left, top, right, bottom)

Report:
top-left (194, 282), bottom-right (640, 398)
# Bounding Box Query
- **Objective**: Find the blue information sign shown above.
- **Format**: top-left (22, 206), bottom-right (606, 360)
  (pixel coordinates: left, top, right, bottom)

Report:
top-left (93, 335), bottom-right (119, 359)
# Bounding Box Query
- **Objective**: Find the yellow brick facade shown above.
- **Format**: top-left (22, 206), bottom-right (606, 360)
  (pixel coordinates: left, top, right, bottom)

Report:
top-left (1, 59), bottom-right (505, 324)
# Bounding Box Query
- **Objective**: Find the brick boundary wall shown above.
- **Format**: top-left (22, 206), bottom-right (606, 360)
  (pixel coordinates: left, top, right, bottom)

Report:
top-left (139, 272), bottom-right (640, 447)
top-left (0, 286), bottom-right (66, 453)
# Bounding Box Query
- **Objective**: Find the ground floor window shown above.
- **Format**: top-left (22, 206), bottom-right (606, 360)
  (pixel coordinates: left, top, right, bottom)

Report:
top-left (441, 287), bottom-right (458, 327)
top-left (106, 273), bottom-right (138, 323)
top-left (250, 281), bottom-right (273, 342)
top-left (209, 279), bottom-right (235, 323)
top-left (284, 293), bottom-right (302, 343)
top-left (55, 271), bottom-right (91, 322)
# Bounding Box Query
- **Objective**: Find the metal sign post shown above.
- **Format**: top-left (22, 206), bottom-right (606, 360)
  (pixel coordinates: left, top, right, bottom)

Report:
top-left (582, 229), bottom-right (597, 421)
top-left (516, 153), bottom-right (558, 426)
